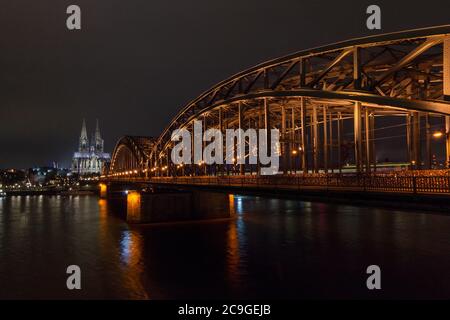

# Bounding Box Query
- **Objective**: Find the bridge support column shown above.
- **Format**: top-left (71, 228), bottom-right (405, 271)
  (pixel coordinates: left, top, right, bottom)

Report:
top-left (323, 106), bottom-right (328, 173)
top-left (219, 107), bottom-right (224, 176)
top-left (126, 191), bottom-right (142, 223)
top-left (337, 112), bottom-right (343, 174)
top-left (364, 107), bottom-right (371, 173)
top-left (370, 112), bottom-right (376, 172)
top-left (444, 37), bottom-right (450, 101)
top-left (353, 47), bottom-right (363, 173)
top-left (256, 105), bottom-right (262, 176)
top-left (354, 102), bottom-right (363, 172)
top-left (203, 114), bottom-right (208, 176)
top-left (312, 105), bottom-right (319, 173)
top-left (412, 112), bottom-right (421, 169)
top-left (406, 113), bottom-right (412, 166)
top-left (237, 103), bottom-right (243, 175)
top-left (405, 111), bottom-right (421, 170)
top-left (300, 98), bottom-right (307, 174)
top-left (291, 107), bottom-right (296, 174)
top-left (425, 114), bottom-right (432, 169)
top-left (329, 112), bottom-right (333, 173)
top-left (191, 122), bottom-right (196, 176)
top-left (281, 105), bottom-right (287, 174)
top-left (263, 98), bottom-right (271, 175)
top-left (444, 37), bottom-right (450, 166)
top-left (446, 117), bottom-right (450, 168)
top-left (99, 183), bottom-right (108, 199)
top-left (166, 152), bottom-right (170, 177)
top-left (125, 190), bottom-right (232, 224)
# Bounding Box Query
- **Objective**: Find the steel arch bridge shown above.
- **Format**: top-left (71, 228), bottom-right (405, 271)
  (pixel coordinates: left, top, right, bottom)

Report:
top-left (105, 25), bottom-right (450, 190)
top-left (108, 136), bottom-right (156, 178)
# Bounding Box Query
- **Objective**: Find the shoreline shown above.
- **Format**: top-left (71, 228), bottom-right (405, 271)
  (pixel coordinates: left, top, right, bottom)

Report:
top-left (2, 190), bottom-right (97, 196)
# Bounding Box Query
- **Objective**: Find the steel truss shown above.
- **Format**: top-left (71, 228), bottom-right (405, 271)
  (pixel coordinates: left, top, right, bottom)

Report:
top-left (107, 26), bottom-right (450, 178)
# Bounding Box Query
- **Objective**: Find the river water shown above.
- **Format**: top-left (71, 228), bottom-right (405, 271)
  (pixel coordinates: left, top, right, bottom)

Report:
top-left (0, 194), bottom-right (449, 299)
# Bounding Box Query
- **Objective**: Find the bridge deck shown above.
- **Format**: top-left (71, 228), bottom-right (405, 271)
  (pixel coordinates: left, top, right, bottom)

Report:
top-left (104, 173), bottom-right (450, 196)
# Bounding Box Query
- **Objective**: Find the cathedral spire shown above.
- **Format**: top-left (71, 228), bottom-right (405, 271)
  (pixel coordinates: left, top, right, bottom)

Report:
top-left (81, 118), bottom-right (88, 140)
top-left (94, 119), bottom-right (104, 152)
top-left (79, 119), bottom-right (89, 152)
top-left (73, 118), bottom-right (110, 176)
top-left (95, 119), bottom-right (101, 140)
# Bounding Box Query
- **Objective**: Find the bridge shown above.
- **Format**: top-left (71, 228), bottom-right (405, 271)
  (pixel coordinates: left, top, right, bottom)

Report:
top-left (102, 26), bottom-right (450, 199)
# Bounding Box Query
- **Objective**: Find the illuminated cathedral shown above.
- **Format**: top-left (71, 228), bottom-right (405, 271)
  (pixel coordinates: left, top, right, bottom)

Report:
top-left (72, 119), bottom-right (111, 175)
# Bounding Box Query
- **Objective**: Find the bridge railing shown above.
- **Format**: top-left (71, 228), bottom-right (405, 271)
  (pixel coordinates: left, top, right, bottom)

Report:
top-left (140, 172), bottom-right (450, 194)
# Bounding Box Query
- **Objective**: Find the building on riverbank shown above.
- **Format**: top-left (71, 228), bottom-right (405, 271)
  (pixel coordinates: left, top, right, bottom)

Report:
top-left (72, 119), bottom-right (110, 176)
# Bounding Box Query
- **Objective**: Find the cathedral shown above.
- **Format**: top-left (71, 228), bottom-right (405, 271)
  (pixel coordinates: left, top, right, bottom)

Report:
top-left (72, 119), bottom-right (111, 176)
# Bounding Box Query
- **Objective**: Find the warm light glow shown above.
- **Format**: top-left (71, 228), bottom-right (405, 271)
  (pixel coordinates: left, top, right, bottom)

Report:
top-left (127, 191), bottom-right (141, 222)
top-left (433, 131), bottom-right (443, 138)
top-left (292, 150), bottom-right (298, 155)
top-left (228, 194), bottom-right (235, 216)
top-left (99, 183), bottom-right (107, 198)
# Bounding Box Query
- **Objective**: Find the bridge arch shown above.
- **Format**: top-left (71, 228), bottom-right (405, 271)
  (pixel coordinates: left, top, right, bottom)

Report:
top-left (107, 25), bottom-right (450, 179)
top-left (108, 136), bottom-right (155, 177)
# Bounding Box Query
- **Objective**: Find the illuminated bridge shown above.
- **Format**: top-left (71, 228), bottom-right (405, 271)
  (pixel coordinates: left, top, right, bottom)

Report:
top-left (103, 25), bottom-right (450, 196)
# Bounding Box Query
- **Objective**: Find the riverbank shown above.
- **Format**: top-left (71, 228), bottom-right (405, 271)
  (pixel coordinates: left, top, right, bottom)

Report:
top-left (4, 190), bottom-right (97, 196)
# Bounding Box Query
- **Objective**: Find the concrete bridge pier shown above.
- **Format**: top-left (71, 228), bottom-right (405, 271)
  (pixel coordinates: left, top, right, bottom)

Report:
top-left (126, 190), bottom-right (234, 224)
top-left (99, 183), bottom-right (108, 199)
top-left (99, 183), bottom-right (234, 223)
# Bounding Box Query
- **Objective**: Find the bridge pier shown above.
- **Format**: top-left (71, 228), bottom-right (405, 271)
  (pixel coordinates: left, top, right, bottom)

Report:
top-left (99, 183), bottom-right (108, 199)
top-left (125, 189), bottom-right (233, 224)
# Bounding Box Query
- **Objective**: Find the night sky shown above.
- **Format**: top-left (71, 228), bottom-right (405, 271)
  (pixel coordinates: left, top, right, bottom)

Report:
top-left (0, 0), bottom-right (449, 168)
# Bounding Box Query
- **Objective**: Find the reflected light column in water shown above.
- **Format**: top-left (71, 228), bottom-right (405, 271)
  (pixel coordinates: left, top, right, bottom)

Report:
top-left (229, 194), bottom-right (235, 216)
top-left (98, 198), bottom-right (149, 299)
top-left (226, 195), bottom-right (248, 291)
top-left (119, 229), bottom-right (149, 299)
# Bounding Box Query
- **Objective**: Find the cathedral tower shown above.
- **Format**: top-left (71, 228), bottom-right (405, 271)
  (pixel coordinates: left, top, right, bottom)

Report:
top-left (79, 119), bottom-right (89, 152)
top-left (72, 119), bottom-right (111, 176)
top-left (94, 119), bottom-right (104, 152)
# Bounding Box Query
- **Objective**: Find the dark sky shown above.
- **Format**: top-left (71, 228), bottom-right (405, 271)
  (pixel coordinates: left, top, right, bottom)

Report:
top-left (0, 0), bottom-right (449, 168)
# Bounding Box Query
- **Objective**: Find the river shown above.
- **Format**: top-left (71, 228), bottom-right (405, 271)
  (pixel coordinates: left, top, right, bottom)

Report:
top-left (0, 194), bottom-right (449, 299)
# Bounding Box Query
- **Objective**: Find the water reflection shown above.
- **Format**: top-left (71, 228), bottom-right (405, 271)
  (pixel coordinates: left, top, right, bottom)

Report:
top-left (1, 194), bottom-right (450, 299)
top-left (226, 216), bottom-right (247, 290)
top-left (119, 230), bottom-right (149, 299)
